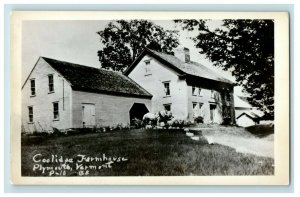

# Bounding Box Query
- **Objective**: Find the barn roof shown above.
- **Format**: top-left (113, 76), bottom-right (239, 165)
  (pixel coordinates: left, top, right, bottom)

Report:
top-left (124, 47), bottom-right (234, 84)
top-left (40, 57), bottom-right (152, 98)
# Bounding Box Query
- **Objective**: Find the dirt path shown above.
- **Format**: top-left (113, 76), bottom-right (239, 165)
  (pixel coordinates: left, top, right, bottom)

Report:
top-left (193, 128), bottom-right (274, 158)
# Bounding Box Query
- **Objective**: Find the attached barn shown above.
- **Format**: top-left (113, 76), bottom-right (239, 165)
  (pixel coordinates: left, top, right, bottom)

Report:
top-left (21, 57), bottom-right (152, 132)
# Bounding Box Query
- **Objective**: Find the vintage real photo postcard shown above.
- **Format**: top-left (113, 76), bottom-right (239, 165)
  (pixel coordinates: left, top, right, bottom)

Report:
top-left (10, 11), bottom-right (289, 185)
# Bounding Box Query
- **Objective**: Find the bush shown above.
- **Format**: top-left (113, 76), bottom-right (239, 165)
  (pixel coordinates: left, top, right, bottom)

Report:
top-left (184, 120), bottom-right (193, 127)
top-left (194, 116), bottom-right (204, 124)
top-left (131, 118), bottom-right (144, 129)
top-left (52, 127), bottom-right (63, 136)
top-left (109, 123), bottom-right (130, 131)
top-left (104, 126), bottom-right (111, 132)
top-left (171, 119), bottom-right (185, 129)
top-left (143, 119), bottom-right (157, 127)
top-left (158, 110), bottom-right (173, 124)
top-left (222, 117), bottom-right (231, 125)
top-left (30, 131), bottom-right (50, 137)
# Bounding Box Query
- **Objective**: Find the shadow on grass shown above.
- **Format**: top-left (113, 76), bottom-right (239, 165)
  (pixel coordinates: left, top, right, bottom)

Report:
top-left (245, 125), bottom-right (274, 138)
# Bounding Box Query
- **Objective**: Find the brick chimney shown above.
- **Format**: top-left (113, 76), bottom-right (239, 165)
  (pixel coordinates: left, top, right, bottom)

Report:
top-left (174, 47), bottom-right (190, 63)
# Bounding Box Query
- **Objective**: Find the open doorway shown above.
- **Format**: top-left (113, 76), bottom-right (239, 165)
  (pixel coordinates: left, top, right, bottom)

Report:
top-left (129, 103), bottom-right (149, 123)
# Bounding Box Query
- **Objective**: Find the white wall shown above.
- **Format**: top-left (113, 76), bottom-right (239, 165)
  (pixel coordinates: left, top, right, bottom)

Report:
top-left (128, 54), bottom-right (227, 124)
top-left (236, 115), bottom-right (256, 127)
top-left (22, 58), bottom-right (72, 132)
top-left (128, 54), bottom-right (188, 119)
top-left (187, 87), bottom-right (223, 124)
top-left (72, 91), bottom-right (152, 128)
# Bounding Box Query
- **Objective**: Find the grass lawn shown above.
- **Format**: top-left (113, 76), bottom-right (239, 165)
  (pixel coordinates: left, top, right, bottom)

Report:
top-left (21, 128), bottom-right (274, 176)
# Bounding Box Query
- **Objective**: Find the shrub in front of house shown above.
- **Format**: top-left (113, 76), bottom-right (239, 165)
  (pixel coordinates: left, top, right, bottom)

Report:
top-left (131, 118), bottom-right (144, 129)
top-left (222, 117), bottom-right (231, 125)
top-left (109, 123), bottom-right (130, 131)
top-left (31, 130), bottom-right (50, 137)
top-left (143, 119), bottom-right (158, 127)
top-left (194, 116), bottom-right (204, 124)
top-left (171, 119), bottom-right (185, 129)
top-left (183, 120), bottom-right (193, 127)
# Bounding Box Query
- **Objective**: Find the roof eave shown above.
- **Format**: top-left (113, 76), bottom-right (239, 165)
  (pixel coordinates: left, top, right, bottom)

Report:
top-left (21, 57), bottom-right (42, 90)
top-left (71, 87), bottom-right (153, 99)
top-left (236, 112), bottom-right (260, 120)
top-left (124, 47), bottom-right (185, 76)
top-left (123, 49), bottom-right (147, 76)
top-left (182, 73), bottom-right (234, 86)
top-left (125, 48), bottom-right (234, 87)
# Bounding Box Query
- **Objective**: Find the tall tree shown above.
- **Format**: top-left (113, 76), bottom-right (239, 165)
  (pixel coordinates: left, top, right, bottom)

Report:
top-left (175, 19), bottom-right (274, 117)
top-left (97, 20), bottom-right (179, 72)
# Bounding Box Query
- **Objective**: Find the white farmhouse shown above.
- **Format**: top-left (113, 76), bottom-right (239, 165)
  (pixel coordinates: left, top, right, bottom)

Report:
top-left (124, 47), bottom-right (236, 124)
top-left (22, 57), bottom-right (152, 132)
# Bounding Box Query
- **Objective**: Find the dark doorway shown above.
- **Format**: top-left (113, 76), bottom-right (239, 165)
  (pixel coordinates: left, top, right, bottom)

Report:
top-left (210, 104), bottom-right (217, 122)
top-left (129, 103), bottom-right (149, 122)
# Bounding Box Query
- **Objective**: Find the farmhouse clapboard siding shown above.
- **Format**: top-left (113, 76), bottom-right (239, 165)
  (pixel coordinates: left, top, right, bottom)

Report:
top-left (124, 47), bottom-right (236, 124)
top-left (22, 57), bottom-right (152, 132)
top-left (71, 91), bottom-right (152, 128)
top-left (22, 58), bottom-right (73, 132)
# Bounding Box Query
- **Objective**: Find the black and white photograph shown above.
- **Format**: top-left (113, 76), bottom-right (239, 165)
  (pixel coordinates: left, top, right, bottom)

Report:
top-left (10, 11), bottom-right (289, 185)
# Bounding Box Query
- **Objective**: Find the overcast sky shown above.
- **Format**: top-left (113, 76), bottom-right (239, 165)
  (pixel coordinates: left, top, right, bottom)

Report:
top-left (22, 20), bottom-right (238, 91)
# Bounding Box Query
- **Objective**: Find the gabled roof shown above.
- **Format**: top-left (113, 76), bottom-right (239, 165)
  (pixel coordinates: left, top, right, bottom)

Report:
top-left (234, 95), bottom-right (252, 108)
top-left (236, 111), bottom-right (261, 120)
top-left (24, 57), bottom-right (152, 98)
top-left (124, 47), bottom-right (234, 84)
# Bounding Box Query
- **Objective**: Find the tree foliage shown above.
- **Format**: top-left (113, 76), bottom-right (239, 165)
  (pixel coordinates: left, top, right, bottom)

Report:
top-left (97, 20), bottom-right (179, 72)
top-left (175, 19), bottom-right (274, 117)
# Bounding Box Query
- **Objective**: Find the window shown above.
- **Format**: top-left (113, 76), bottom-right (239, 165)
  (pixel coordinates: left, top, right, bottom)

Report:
top-left (53, 102), bottom-right (59, 120)
top-left (164, 104), bottom-right (171, 111)
top-left (193, 102), bottom-right (204, 118)
top-left (30, 79), bottom-right (35, 96)
top-left (198, 88), bottom-right (203, 96)
top-left (163, 82), bottom-right (170, 96)
top-left (192, 102), bottom-right (197, 110)
top-left (144, 60), bottom-right (151, 75)
top-left (28, 106), bottom-right (33, 122)
top-left (199, 103), bottom-right (203, 110)
top-left (193, 102), bottom-right (203, 111)
top-left (48, 74), bottom-right (54, 93)
top-left (192, 86), bottom-right (197, 95)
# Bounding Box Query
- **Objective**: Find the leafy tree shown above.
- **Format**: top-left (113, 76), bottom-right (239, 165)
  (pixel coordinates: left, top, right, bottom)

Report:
top-left (97, 20), bottom-right (179, 72)
top-left (175, 19), bottom-right (274, 117)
